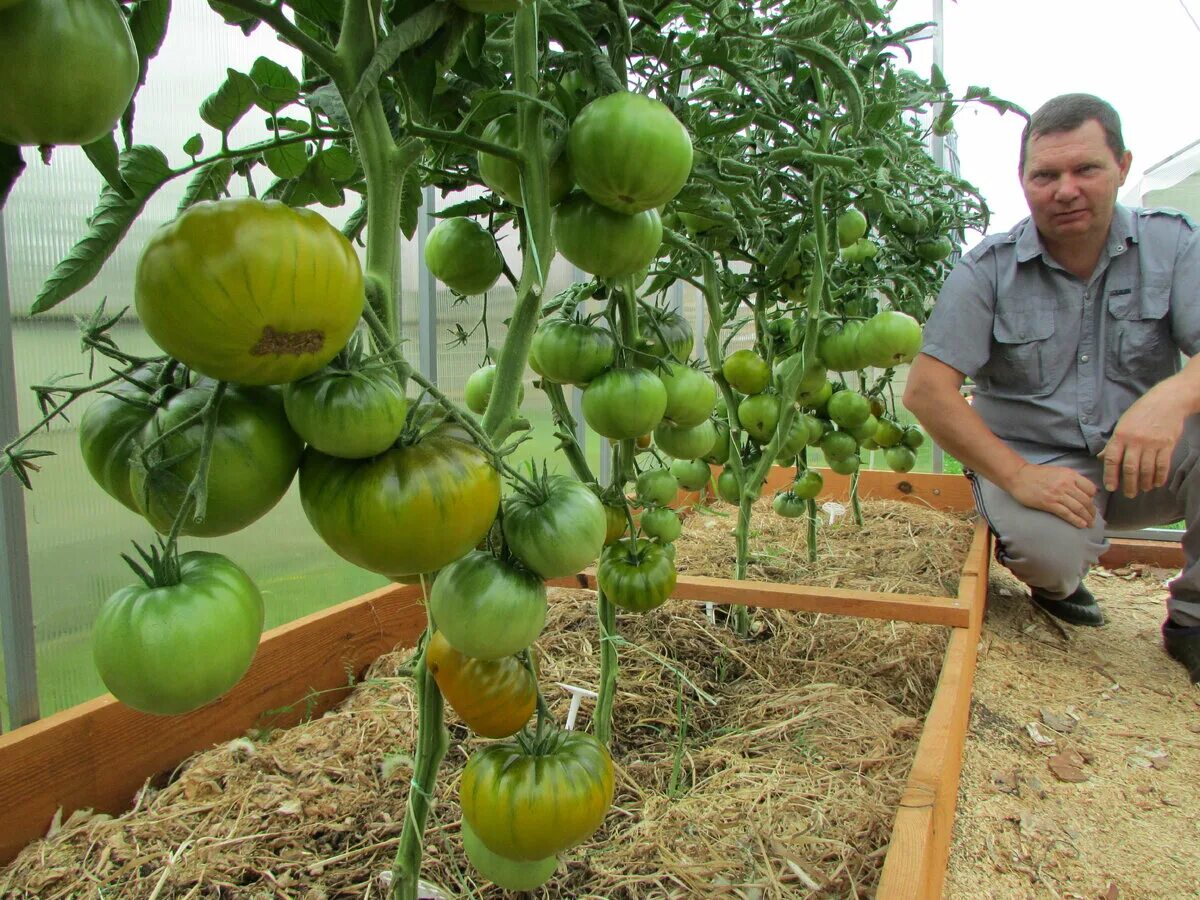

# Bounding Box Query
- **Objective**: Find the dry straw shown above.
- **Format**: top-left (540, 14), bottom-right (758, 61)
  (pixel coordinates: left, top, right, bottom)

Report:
top-left (1, 499), bottom-right (973, 899)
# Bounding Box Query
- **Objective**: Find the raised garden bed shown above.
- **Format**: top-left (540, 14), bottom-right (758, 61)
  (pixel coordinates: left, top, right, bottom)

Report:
top-left (0, 468), bottom-right (1106, 897)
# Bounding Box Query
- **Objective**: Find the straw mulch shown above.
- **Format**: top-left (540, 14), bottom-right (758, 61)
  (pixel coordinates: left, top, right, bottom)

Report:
top-left (0, 498), bottom-right (974, 899)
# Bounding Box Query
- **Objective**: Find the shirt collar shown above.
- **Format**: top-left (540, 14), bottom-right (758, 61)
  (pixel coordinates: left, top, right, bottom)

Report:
top-left (1012, 203), bottom-right (1137, 264)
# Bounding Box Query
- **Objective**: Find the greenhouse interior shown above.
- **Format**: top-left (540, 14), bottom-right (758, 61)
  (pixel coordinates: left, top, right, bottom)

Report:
top-left (1, 0), bottom-right (1198, 897)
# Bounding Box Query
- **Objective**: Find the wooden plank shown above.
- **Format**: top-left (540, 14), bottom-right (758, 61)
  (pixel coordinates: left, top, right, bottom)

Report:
top-left (549, 570), bottom-right (969, 627)
top-left (877, 522), bottom-right (991, 899)
top-left (756, 466), bottom-right (976, 513)
top-left (0, 582), bottom-right (428, 865)
top-left (1099, 537), bottom-right (1183, 570)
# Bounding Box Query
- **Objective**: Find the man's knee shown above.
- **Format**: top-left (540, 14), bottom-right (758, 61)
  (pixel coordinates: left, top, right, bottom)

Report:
top-left (994, 513), bottom-right (1100, 597)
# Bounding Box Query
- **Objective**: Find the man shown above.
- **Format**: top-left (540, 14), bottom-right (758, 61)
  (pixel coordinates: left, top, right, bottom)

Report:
top-left (904, 93), bottom-right (1200, 684)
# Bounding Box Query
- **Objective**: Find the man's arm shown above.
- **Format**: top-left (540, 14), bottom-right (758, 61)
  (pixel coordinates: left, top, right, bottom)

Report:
top-left (904, 353), bottom-right (1098, 528)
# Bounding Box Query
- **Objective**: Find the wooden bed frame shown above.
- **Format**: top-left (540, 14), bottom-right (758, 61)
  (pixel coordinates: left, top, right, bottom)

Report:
top-left (0, 468), bottom-right (1179, 895)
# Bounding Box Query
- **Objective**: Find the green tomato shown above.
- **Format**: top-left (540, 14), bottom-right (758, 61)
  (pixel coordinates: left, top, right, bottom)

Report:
top-left (299, 430), bottom-right (501, 576)
top-left (424, 217), bottom-right (504, 295)
top-left (463, 365), bottom-right (524, 416)
top-left (659, 363), bottom-right (716, 427)
top-left (635, 307), bottom-right (694, 364)
top-left (817, 321), bottom-right (868, 373)
top-left (429, 551), bottom-right (546, 660)
top-left (461, 730), bottom-right (614, 860)
top-left (640, 506), bottom-right (682, 543)
top-left (283, 366), bottom-right (406, 459)
top-left (426, 630), bottom-right (535, 739)
top-left (915, 236), bottom-right (954, 262)
top-left (737, 393), bottom-right (781, 444)
top-left (716, 469), bottom-right (741, 503)
top-left (78, 364), bottom-right (165, 513)
top-left (704, 420), bottom-right (732, 465)
top-left (502, 476), bottom-right (607, 578)
top-left (460, 819), bottom-right (557, 892)
top-left (792, 469), bottom-right (824, 500)
top-left (129, 384), bottom-right (304, 537)
top-left (827, 454), bottom-right (861, 476)
top-left (582, 368), bottom-right (668, 440)
top-left (476, 114), bottom-right (573, 206)
top-left (826, 390), bottom-right (871, 429)
top-left (671, 458), bottom-right (712, 492)
top-left (567, 92), bottom-right (693, 215)
top-left (804, 380), bottom-right (834, 413)
top-left (874, 418), bottom-right (905, 448)
top-left (0, 0), bottom-right (138, 146)
top-left (856, 310), bottom-right (923, 369)
top-left (836, 208), bottom-right (868, 248)
top-left (885, 445), bottom-right (917, 473)
top-left (902, 426), bottom-right (926, 450)
top-left (136, 200), bottom-right (364, 386)
top-left (596, 538), bottom-right (678, 612)
top-left (92, 551), bottom-right (264, 716)
top-left (636, 467), bottom-right (679, 506)
top-left (820, 430), bottom-right (858, 462)
top-left (553, 193), bottom-right (663, 278)
top-left (772, 490), bottom-right (807, 518)
top-left (654, 418), bottom-right (718, 460)
top-left (722, 349), bottom-right (771, 395)
top-left (530, 317), bottom-right (615, 386)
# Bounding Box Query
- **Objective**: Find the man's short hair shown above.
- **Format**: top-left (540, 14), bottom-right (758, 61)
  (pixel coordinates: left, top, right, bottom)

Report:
top-left (1019, 93), bottom-right (1125, 171)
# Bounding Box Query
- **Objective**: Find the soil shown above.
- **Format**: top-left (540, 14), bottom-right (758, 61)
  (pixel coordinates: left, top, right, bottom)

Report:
top-left (946, 563), bottom-right (1200, 899)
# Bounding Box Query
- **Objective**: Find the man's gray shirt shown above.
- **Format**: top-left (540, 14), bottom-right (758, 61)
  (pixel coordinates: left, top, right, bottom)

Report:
top-left (920, 204), bottom-right (1200, 464)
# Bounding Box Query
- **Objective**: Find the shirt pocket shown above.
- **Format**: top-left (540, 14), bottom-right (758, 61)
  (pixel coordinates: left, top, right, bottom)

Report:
top-left (983, 304), bottom-right (1057, 397)
top-left (1106, 284), bottom-right (1170, 383)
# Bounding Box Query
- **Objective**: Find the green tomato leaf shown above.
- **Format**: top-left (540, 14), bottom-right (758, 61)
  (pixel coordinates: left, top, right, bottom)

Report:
top-left (129, 0), bottom-right (171, 86)
top-left (32, 147), bottom-right (174, 315)
top-left (250, 56), bottom-right (301, 113)
top-left (285, 0), bottom-right (343, 24)
top-left (264, 142), bottom-right (310, 179)
top-left (304, 84), bottom-right (351, 130)
top-left (930, 62), bottom-right (949, 95)
top-left (200, 69), bottom-right (259, 133)
top-left (342, 198), bottom-right (367, 245)
top-left (82, 133), bottom-right (132, 198)
top-left (315, 146), bottom-right (357, 182)
top-left (178, 159), bottom-right (233, 214)
top-left (346, 2), bottom-right (450, 117)
top-left (182, 133), bottom-right (204, 157)
top-left (269, 116), bottom-right (311, 134)
top-left (777, 5), bottom-right (841, 39)
top-left (434, 197), bottom-right (495, 219)
top-left (790, 40), bottom-right (864, 133)
top-left (398, 162), bottom-right (422, 242)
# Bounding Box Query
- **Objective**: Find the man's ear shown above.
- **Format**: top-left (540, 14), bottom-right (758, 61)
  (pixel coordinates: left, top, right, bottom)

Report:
top-left (1117, 150), bottom-right (1133, 186)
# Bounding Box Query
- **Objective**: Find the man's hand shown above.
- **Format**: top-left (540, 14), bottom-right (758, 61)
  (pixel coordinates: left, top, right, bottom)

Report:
top-left (1100, 387), bottom-right (1186, 498)
top-left (1007, 462), bottom-right (1099, 528)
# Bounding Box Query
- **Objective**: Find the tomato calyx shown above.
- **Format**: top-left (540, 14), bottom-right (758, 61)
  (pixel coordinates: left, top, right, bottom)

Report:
top-left (120, 538), bottom-right (183, 589)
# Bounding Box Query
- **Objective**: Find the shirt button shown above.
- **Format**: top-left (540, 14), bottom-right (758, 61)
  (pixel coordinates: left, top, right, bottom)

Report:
top-left (1080, 354), bottom-right (1090, 363)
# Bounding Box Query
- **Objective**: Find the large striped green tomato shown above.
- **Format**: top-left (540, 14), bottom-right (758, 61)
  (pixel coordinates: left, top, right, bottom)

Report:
top-left (135, 199), bottom-right (364, 386)
top-left (502, 475), bottom-right (607, 578)
top-left (460, 819), bottom-right (557, 892)
top-left (299, 430), bottom-right (500, 576)
top-left (552, 193), bottom-right (662, 278)
top-left (461, 730), bottom-right (614, 860)
top-left (635, 307), bottom-right (694, 364)
top-left (722, 349), bottom-right (770, 395)
top-left (425, 630), bottom-right (536, 739)
top-left (92, 551), bottom-right (264, 715)
top-left (282, 366), bottom-right (406, 459)
top-left (597, 538), bottom-right (677, 612)
top-left (582, 368), bottom-right (667, 440)
top-left (129, 384), bottom-right (304, 537)
top-left (429, 551), bottom-right (546, 659)
top-left (855, 310), bottom-right (923, 369)
top-left (529, 317), bottom-right (615, 386)
top-left (0, 0), bottom-right (138, 146)
top-left (423, 217), bottom-right (504, 295)
top-left (476, 114), bottom-right (573, 206)
top-left (567, 92), bottom-right (693, 214)
top-left (716, 469), bottom-right (741, 503)
top-left (817, 320), bottom-right (867, 372)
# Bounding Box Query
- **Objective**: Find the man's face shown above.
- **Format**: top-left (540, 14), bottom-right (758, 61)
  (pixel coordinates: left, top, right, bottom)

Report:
top-left (1019, 119), bottom-right (1132, 248)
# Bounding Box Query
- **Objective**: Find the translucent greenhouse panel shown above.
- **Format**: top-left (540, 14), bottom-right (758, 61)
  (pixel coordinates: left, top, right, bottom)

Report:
top-left (3, 10), bottom-right (390, 720)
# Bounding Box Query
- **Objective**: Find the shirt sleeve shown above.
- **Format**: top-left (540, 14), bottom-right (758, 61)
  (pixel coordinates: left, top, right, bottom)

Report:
top-left (1169, 219), bottom-right (1200, 357)
top-left (919, 256), bottom-right (997, 378)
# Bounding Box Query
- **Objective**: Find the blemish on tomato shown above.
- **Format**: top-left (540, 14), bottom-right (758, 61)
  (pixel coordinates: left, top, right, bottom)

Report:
top-left (251, 325), bottom-right (325, 356)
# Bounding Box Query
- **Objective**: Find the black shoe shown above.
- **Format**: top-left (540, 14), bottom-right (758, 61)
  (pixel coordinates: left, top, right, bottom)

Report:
top-left (1030, 583), bottom-right (1106, 627)
top-left (1163, 619), bottom-right (1200, 684)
